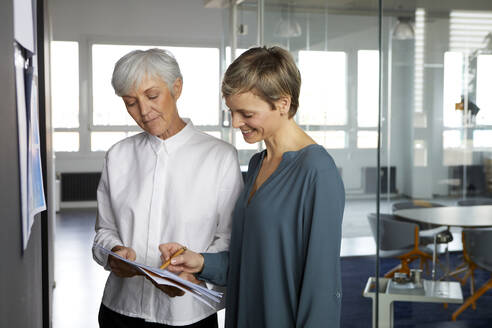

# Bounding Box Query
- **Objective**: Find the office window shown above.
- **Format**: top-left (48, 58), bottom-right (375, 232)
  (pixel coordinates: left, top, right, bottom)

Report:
top-left (92, 44), bottom-right (220, 127)
top-left (443, 52), bottom-right (464, 128)
top-left (443, 130), bottom-right (462, 148)
top-left (357, 50), bottom-right (379, 128)
top-left (53, 132), bottom-right (79, 152)
top-left (357, 131), bottom-right (378, 148)
top-left (298, 51), bottom-right (347, 126)
top-left (414, 140), bottom-right (427, 167)
top-left (225, 47), bottom-right (247, 66)
top-left (204, 131), bottom-right (221, 139)
top-left (51, 41), bottom-right (79, 129)
top-left (473, 130), bottom-right (492, 148)
top-left (91, 131), bottom-right (140, 152)
top-left (307, 131), bottom-right (346, 149)
top-left (476, 54), bottom-right (492, 125)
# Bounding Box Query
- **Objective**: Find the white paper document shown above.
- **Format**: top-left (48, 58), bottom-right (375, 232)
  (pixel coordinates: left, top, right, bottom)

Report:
top-left (96, 245), bottom-right (222, 308)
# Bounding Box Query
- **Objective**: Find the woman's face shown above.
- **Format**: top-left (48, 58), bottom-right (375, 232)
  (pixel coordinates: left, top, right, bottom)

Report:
top-left (225, 91), bottom-right (285, 144)
top-left (122, 75), bottom-right (182, 139)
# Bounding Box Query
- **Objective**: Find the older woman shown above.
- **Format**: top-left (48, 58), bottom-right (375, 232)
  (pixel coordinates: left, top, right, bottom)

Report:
top-left (159, 46), bottom-right (345, 327)
top-left (92, 48), bottom-right (243, 328)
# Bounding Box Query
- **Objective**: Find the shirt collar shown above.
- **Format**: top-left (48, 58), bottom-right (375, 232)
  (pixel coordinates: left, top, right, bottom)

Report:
top-left (146, 118), bottom-right (195, 154)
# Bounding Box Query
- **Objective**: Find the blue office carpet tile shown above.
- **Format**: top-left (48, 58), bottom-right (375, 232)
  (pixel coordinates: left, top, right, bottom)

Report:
top-left (340, 253), bottom-right (492, 327)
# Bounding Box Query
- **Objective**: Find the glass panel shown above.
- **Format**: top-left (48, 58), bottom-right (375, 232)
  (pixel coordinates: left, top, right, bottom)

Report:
top-left (92, 44), bottom-right (220, 126)
top-left (384, 4), bottom-right (492, 326)
top-left (51, 41), bottom-right (79, 128)
top-left (53, 132), bottom-right (79, 152)
top-left (91, 131), bottom-right (140, 152)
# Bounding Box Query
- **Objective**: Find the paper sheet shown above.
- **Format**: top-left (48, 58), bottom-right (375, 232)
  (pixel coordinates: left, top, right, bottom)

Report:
top-left (96, 245), bottom-right (222, 308)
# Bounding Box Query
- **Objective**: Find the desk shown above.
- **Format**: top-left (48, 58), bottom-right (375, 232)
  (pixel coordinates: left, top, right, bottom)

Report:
top-left (363, 277), bottom-right (463, 328)
top-left (394, 205), bottom-right (492, 227)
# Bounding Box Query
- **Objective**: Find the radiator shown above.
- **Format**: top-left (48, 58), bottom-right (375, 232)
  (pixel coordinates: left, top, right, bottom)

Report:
top-left (61, 172), bottom-right (101, 201)
top-left (363, 166), bottom-right (397, 194)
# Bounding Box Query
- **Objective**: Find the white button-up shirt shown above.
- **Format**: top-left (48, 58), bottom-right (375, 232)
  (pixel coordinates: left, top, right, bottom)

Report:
top-left (92, 119), bottom-right (243, 325)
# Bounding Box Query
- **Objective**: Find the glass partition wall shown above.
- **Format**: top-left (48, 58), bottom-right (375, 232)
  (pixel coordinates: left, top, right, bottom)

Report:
top-left (230, 0), bottom-right (492, 326)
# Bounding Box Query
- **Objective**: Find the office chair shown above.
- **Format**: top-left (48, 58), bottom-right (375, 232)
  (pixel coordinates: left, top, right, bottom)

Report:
top-left (367, 213), bottom-right (433, 278)
top-left (449, 198), bottom-right (492, 308)
top-left (457, 198), bottom-right (492, 206)
top-left (392, 200), bottom-right (453, 279)
top-left (452, 228), bottom-right (492, 321)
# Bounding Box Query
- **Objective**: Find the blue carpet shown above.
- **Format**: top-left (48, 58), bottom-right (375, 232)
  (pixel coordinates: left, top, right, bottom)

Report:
top-left (341, 253), bottom-right (492, 327)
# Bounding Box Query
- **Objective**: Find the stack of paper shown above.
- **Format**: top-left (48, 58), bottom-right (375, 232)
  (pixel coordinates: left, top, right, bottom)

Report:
top-left (96, 245), bottom-right (223, 308)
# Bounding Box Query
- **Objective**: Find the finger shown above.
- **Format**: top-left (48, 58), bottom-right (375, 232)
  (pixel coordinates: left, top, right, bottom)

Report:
top-left (159, 243), bottom-right (182, 261)
top-left (170, 254), bottom-right (185, 266)
top-left (127, 248), bottom-right (137, 261)
top-left (166, 265), bottom-right (184, 273)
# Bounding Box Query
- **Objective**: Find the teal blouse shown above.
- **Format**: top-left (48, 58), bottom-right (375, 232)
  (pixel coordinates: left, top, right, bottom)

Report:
top-left (199, 144), bottom-right (345, 327)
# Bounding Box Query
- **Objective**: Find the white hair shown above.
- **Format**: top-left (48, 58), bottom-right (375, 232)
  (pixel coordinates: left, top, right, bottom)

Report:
top-left (111, 48), bottom-right (182, 96)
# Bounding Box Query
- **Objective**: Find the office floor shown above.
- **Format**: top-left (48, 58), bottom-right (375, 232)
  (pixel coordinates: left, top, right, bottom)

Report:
top-left (52, 198), bottom-right (464, 327)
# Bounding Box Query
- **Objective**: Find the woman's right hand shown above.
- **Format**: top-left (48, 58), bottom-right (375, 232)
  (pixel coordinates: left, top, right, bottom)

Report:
top-left (108, 245), bottom-right (141, 278)
top-left (159, 242), bottom-right (204, 274)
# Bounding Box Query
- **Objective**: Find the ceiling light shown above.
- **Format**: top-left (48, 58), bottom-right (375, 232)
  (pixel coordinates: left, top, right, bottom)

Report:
top-left (393, 17), bottom-right (414, 40)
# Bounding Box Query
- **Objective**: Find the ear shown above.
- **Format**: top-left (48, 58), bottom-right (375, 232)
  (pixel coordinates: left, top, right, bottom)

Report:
top-left (275, 96), bottom-right (291, 116)
top-left (172, 78), bottom-right (183, 100)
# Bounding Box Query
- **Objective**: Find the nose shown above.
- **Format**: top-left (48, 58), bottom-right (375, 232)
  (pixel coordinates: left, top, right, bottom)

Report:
top-left (231, 112), bottom-right (243, 129)
top-left (139, 99), bottom-right (152, 116)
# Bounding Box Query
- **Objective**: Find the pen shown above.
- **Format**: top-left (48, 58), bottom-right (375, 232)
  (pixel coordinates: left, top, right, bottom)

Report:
top-left (160, 247), bottom-right (187, 270)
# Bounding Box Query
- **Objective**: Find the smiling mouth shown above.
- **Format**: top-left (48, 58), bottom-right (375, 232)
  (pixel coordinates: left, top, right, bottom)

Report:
top-left (241, 128), bottom-right (254, 137)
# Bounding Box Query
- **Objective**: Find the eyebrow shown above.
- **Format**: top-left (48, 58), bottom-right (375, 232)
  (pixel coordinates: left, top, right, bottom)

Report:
top-left (144, 87), bottom-right (159, 93)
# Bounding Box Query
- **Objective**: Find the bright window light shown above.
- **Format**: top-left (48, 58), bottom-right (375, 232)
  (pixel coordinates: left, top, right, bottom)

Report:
top-left (443, 130), bottom-right (462, 148)
top-left (357, 131), bottom-right (378, 148)
top-left (203, 131), bottom-right (221, 139)
top-left (298, 51), bottom-right (347, 126)
top-left (53, 132), bottom-right (79, 152)
top-left (51, 41), bottom-right (79, 128)
top-left (443, 52), bottom-right (464, 128)
top-left (357, 50), bottom-right (379, 128)
top-left (473, 130), bottom-right (492, 148)
top-left (91, 131), bottom-right (140, 152)
top-left (476, 55), bottom-right (492, 125)
top-left (307, 131), bottom-right (346, 149)
top-left (92, 44), bottom-right (220, 126)
top-left (414, 139), bottom-right (427, 167)
top-left (235, 130), bottom-right (258, 150)
top-left (225, 47), bottom-right (247, 67)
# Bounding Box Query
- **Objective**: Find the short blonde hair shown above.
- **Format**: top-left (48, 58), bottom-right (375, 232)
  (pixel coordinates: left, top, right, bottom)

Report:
top-left (222, 46), bottom-right (301, 118)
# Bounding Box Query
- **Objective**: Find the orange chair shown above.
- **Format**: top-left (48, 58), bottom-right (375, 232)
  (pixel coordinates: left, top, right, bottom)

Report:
top-left (452, 228), bottom-right (492, 321)
top-left (367, 214), bottom-right (433, 278)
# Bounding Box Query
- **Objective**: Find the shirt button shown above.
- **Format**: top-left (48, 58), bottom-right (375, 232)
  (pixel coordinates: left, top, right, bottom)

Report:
top-left (336, 291), bottom-right (341, 298)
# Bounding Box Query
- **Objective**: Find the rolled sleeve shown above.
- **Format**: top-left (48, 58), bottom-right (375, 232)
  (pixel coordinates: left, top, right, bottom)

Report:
top-left (197, 252), bottom-right (229, 287)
